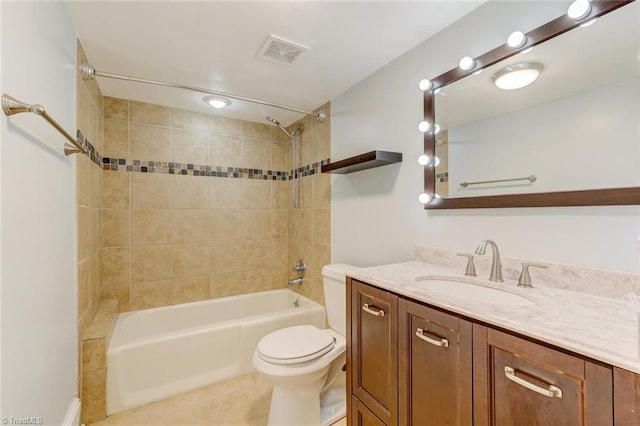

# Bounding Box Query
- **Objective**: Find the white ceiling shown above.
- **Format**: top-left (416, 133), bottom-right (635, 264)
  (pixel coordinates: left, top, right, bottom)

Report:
top-left (64, 0), bottom-right (484, 125)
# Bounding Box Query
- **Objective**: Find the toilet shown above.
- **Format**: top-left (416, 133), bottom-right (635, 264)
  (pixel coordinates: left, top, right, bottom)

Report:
top-left (253, 264), bottom-right (354, 426)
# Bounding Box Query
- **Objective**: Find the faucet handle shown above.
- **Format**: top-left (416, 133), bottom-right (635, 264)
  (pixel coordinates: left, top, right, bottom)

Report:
top-left (457, 253), bottom-right (477, 277)
top-left (518, 263), bottom-right (548, 288)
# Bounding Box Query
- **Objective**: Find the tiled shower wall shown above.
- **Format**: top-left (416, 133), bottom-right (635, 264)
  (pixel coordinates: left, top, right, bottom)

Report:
top-left (76, 42), bottom-right (104, 338)
top-left (286, 107), bottom-right (331, 305)
top-left (100, 97), bottom-right (331, 311)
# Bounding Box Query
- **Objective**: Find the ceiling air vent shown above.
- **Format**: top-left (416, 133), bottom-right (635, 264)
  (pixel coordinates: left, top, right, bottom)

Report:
top-left (259, 34), bottom-right (309, 65)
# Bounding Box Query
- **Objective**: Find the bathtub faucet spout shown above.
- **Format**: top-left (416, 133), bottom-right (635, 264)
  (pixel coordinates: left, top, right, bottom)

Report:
top-left (288, 278), bottom-right (303, 286)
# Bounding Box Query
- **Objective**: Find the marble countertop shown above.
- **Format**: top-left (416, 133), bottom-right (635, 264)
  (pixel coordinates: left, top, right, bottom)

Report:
top-left (347, 261), bottom-right (640, 373)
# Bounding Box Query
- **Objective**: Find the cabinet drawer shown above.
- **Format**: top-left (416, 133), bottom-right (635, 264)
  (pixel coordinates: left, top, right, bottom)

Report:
top-left (350, 280), bottom-right (398, 426)
top-left (474, 326), bottom-right (613, 426)
top-left (351, 396), bottom-right (387, 426)
top-left (399, 299), bottom-right (473, 425)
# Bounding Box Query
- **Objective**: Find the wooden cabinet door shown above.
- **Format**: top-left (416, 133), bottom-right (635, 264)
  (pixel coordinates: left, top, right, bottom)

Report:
top-left (350, 280), bottom-right (398, 426)
top-left (352, 396), bottom-right (387, 426)
top-left (474, 326), bottom-right (613, 426)
top-left (398, 299), bottom-right (473, 426)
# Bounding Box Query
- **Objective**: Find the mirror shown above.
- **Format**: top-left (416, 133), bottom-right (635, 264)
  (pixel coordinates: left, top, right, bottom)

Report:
top-left (422, 0), bottom-right (640, 209)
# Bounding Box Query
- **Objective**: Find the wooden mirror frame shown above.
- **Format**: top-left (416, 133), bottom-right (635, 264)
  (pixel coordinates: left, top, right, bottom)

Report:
top-left (423, 0), bottom-right (639, 209)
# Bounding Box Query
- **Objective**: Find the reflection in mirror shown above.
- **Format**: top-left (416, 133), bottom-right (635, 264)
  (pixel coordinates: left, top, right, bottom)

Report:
top-left (423, 0), bottom-right (640, 209)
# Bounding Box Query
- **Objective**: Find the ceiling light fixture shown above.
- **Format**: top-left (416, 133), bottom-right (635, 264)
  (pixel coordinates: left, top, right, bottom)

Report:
top-left (492, 62), bottom-right (544, 90)
top-left (567, 0), bottom-right (591, 20)
top-left (204, 96), bottom-right (231, 109)
top-left (507, 31), bottom-right (527, 48)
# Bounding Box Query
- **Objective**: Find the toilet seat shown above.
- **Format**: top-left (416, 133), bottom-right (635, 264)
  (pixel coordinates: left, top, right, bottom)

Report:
top-left (257, 325), bottom-right (335, 365)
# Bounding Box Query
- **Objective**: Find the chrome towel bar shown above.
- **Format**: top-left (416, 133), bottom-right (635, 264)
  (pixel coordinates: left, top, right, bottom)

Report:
top-left (2, 94), bottom-right (87, 156)
top-left (460, 175), bottom-right (536, 188)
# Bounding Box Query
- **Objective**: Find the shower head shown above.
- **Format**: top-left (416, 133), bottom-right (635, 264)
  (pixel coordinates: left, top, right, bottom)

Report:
top-left (265, 115), bottom-right (299, 140)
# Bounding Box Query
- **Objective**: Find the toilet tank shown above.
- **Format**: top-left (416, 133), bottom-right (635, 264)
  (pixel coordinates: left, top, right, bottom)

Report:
top-left (322, 264), bottom-right (355, 337)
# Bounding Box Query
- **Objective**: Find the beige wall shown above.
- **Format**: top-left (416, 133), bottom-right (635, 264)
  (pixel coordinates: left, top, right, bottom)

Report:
top-left (286, 105), bottom-right (331, 305)
top-left (100, 97), bottom-right (331, 311)
top-left (76, 42), bottom-right (104, 338)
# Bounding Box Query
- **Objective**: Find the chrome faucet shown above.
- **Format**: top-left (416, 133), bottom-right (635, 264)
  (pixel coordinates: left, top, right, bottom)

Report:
top-left (474, 240), bottom-right (503, 282)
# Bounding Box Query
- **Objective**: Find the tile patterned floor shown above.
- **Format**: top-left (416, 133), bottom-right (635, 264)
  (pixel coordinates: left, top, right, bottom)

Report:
top-left (90, 372), bottom-right (347, 426)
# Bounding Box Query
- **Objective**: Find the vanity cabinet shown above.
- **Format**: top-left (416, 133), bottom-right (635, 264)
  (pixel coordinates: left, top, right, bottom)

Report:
top-left (398, 299), bottom-right (473, 425)
top-left (347, 277), bottom-right (637, 426)
top-left (473, 326), bottom-right (612, 426)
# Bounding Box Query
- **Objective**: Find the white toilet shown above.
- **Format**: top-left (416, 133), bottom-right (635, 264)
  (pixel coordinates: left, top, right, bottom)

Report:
top-left (253, 264), bottom-right (354, 426)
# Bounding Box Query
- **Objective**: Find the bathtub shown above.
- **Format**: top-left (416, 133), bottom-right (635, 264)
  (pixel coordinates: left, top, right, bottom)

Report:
top-left (106, 289), bottom-right (325, 415)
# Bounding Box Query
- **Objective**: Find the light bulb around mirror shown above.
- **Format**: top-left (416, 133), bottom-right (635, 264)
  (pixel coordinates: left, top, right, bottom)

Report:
top-left (419, 79), bottom-right (432, 91)
top-left (580, 18), bottom-right (597, 27)
top-left (567, 0), bottom-right (591, 20)
top-left (418, 192), bottom-right (432, 204)
top-left (507, 31), bottom-right (527, 48)
top-left (433, 124), bottom-right (441, 135)
top-left (418, 121), bottom-right (431, 132)
top-left (418, 155), bottom-right (440, 167)
top-left (459, 56), bottom-right (475, 71)
top-left (520, 47), bottom-right (533, 54)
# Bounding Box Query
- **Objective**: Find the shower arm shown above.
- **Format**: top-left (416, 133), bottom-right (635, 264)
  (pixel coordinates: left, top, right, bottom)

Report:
top-left (79, 63), bottom-right (326, 122)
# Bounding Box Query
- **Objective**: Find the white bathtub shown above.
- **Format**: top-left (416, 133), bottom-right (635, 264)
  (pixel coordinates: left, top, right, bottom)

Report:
top-left (106, 289), bottom-right (325, 415)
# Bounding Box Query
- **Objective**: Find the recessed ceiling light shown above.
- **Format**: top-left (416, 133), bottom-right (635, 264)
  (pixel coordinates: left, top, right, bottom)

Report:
top-left (204, 96), bottom-right (231, 109)
top-left (492, 62), bottom-right (544, 90)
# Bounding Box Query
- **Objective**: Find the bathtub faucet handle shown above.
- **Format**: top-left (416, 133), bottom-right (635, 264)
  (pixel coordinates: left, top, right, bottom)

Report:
top-left (292, 259), bottom-right (306, 278)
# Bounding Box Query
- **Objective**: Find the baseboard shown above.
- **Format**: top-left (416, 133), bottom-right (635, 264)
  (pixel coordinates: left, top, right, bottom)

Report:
top-left (62, 397), bottom-right (81, 426)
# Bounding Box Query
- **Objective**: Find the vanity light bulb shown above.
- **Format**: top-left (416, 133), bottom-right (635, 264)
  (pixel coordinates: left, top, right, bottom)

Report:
top-left (580, 18), bottom-right (597, 27)
top-left (459, 56), bottom-right (475, 71)
top-left (419, 79), bottom-right (432, 91)
top-left (567, 0), bottom-right (591, 20)
top-left (473, 69), bottom-right (483, 75)
top-left (418, 155), bottom-right (431, 166)
top-left (418, 121), bottom-right (431, 133)
top-left (418, 192), bottom-right (432, 204)
top-left (520, 47), bottom-right (533, 55)
top-left (434, 88), bottom-right (441, 95)
top-left (507, 31), bottom-right (527, 48)
top-left (433, 124), bottom-right (441, 135)
top-left (433, 156), bottom-right (441, 167)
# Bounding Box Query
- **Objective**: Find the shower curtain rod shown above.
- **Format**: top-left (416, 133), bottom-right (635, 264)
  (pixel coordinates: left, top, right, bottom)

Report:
top-left (79, 63), bottom-right (326, 122)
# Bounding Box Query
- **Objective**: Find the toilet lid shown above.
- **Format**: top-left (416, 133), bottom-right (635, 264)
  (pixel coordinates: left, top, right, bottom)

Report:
top-left (257, 325), bottom-right (335, 365)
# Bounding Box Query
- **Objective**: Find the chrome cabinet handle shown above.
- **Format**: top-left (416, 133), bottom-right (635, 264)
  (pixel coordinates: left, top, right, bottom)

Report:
top-left (362, 303), bottom-right (385, 317)
top-left (415, 328), bottom-right (449, 347)
top-left (504, 366), bottom-right (563, 398)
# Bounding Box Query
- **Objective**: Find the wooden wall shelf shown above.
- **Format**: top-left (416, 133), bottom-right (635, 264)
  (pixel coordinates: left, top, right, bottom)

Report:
top-left (321, 150), bottom-right (402, 174)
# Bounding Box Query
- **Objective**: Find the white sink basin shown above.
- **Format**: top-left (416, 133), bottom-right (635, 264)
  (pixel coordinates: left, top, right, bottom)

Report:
top-left (414, 276), bottom-right (536, 307)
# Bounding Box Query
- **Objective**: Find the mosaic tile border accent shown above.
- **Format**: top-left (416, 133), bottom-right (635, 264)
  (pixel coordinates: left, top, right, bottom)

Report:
top-left (78, 129), bottom-right (329, 180)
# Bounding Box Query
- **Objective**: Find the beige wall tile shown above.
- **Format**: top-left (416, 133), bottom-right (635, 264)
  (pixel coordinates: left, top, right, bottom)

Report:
top-left (130, 101), bottom-right (171, 126)
top-left (172, 109), bottom-right (209, 131)
top-left (171, 276), bottom-right (209, 304)
top-left (312, 208), bottom-right (330, 244)
top-left (242, 210), bottom-right (271, 240)
top-left (172, 175), bottom-right (208, 208)
top-left (131, 245), bottom-right (172, 282)
top-left (241, 269), bottom-right (273, 294)
top-left (104, 96), bottom-right (129, 121)
top-left (296, 240), bottom-right (314, 279)
top-left (76, 155), bottom-right (91, 207)
top-left (130, 123), bottom-right (171, 160)
top-left (131, 209), bottom-right (172, 245)
top-left (297, 209), bottom-right (312, 242)
top-left (272, 267), bottom-right (289, 289)
top-left (103, 171), bottom-right (129, 209)
top-left (300, 132), bottom-right (314, 166)
top-left (77, 206), bottom-right (98, 261)
top-left (243, 179), bottom-right (271, 209)
top-left (130, 280), bottom-right (171, 310)
top-left (172, 243), bottom-right (210, 278)
top-left (312, 123), bottom-right (331, 162)
top-left (103, 284), bottom-right (130, 312)
top-left (272, 181), bottom-right (290, 209)
top-left (172, 129), bottom-right (208, 164)
top-left (101, 248), bottom-right (130, 286)
top-left (90, 163), bottom-right (102, 209)
top-left (210, 242), bottom-right (244, 274)
top-left (103, 119), bottom-right (129, 159)
top-left (209, 115), bottom-right (241, 136)
top-left (171, 209), bottom-right (210, 243)
top-left (102, 209), bottom-right (129, 248)
top-left (271, 239), bottom-right (289, 269)
top-left (131, 173), bottom-right (171, 209)
top-left (271, 209), bottom-right (287, 239)
top-left (209, 271), bottom-right (243, 298)
top-left (78, 257), bottom-right (92, 317)
top-left (242, 121), bottom-right (272, 140)
top-left (287, 209), bottom-right (299, 240)
top-left (242, 139), bottom-right (271, 170)
top-left (82, 338), bottom-right (106, 374)
top-left (300, 176), bottom-right (313, 209)
top-left (210, 209), bottom-right (244, 241)
top-left (209, 134), bottom-right (241, 166)
top-left (311, 243), bottom-right (331, 282)
top-left (272, 142), bottom-right (287, 171)
top-left (81, 369), bottom-right (106, 424)
top-left (242, 240), bottom-right (272, 271)
top-left (209, 178), bottom-right (243, 209)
